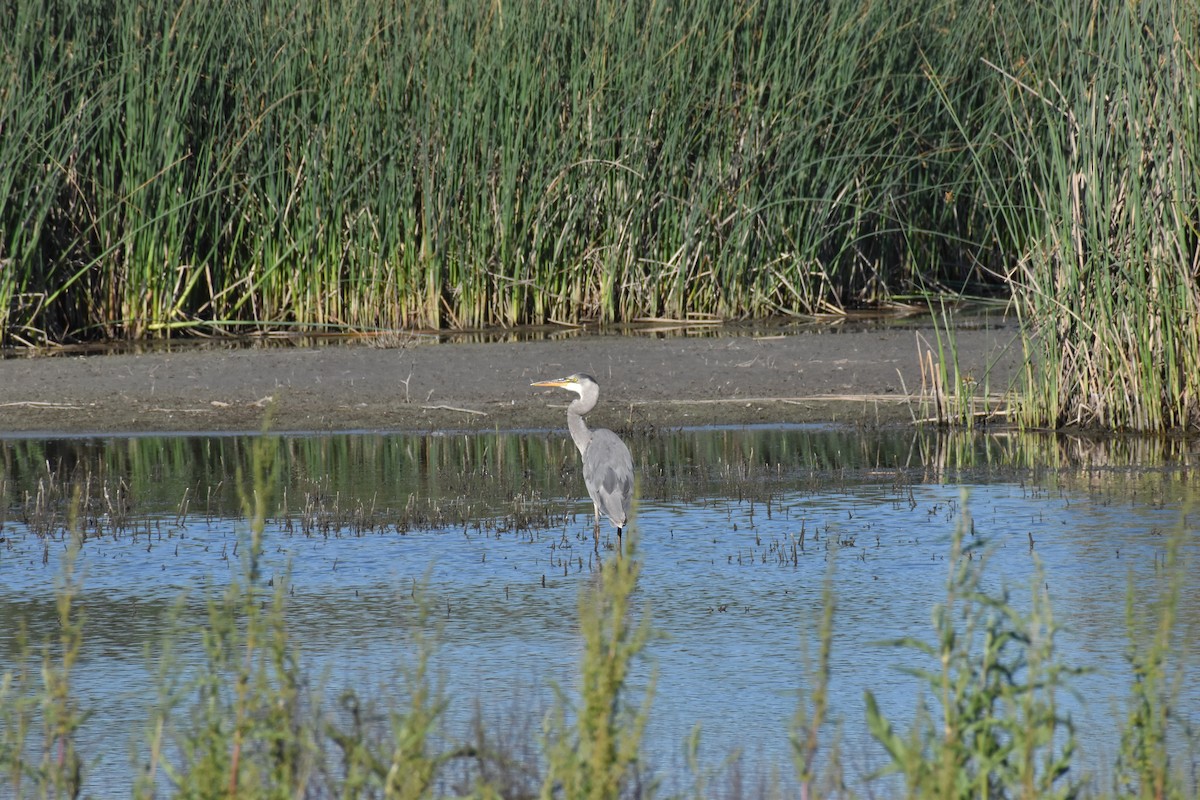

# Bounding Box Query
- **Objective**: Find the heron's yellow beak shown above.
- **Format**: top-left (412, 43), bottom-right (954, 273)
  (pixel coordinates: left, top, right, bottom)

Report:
top-left (531, 378), bottom-right (572, 388)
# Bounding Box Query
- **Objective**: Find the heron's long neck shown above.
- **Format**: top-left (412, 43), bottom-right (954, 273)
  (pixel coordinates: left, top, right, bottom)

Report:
top-left (566, 397), bottom-right (594, 457)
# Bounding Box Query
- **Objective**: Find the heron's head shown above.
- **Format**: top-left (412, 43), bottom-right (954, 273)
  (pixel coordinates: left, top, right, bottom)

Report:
top-left (530, 373), bottom-right (596, 397)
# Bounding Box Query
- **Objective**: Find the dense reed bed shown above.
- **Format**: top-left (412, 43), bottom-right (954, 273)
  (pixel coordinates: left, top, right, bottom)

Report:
top-left (964, 1), bottom-right (1200, 430)
top-left (2, 0), bottom-right (999, 341)
top-left (0, 0), bottom-right (1074, 338)
top-left (3, 0), bottom-right (1198, 428)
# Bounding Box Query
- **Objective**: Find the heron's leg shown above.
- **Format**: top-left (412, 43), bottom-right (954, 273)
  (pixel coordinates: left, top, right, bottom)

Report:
top-left (593, 503), bottom-right (602, 551)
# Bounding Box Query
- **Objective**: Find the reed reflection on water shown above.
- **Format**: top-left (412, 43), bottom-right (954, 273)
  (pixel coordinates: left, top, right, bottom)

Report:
top-left (1, 426), bottom-right (1198, 793)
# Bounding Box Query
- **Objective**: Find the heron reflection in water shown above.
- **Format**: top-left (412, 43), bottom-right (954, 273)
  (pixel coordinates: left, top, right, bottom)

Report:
top-left (531, 373), bottom-right (634, 550)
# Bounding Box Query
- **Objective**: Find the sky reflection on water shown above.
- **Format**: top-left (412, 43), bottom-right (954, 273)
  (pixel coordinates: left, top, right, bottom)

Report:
top-left (1, 427), bottom-right (1198, 794)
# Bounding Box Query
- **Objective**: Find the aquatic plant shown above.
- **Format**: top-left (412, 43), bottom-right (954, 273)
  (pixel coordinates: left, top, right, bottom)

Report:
top-left (865, 492), bottom-right (1084, 799)
top-left (914, 303), bottom-right (1012, 429)
top-left (2, 0), bottom-right (1015, 343)
top-left (541, 526), bottom-right (655, 800)
top-left (131, 429), bottom-right (326, 797)
top-left (1115, 513), bottom-right (1194, 799)
top-left (790, 563), bottom-right (844, 800)
top-left (938, 1), bottom-right (1200, 431)
top-left (0, 522), bottom-right (87, 798)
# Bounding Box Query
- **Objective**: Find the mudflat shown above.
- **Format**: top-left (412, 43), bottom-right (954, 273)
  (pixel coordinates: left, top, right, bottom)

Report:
top-left (0, 322), bottom-right (1022, 435)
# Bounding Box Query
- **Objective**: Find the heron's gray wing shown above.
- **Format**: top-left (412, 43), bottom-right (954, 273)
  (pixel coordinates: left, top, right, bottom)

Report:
top-left (583, 429), bottom-right (635, 528)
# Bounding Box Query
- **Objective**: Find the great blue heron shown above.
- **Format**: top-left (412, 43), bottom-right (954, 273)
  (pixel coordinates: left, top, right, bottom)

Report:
top-left (531, 373), bottom-right (634, 548)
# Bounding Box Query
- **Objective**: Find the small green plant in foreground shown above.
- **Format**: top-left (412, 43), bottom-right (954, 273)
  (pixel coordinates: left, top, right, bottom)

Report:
top-left (866, 492), bottom-right (1084, 799)
top-left (0, 523), bottom-right (88, 799)
top-left (790, 565), bottom-right (844, 800)
top-left (1114, 507), bottom-right (1194, 800)
top-left (541, 529), bottom-right (655, 800)
top-left (134, 430), bottom-right (325, 797)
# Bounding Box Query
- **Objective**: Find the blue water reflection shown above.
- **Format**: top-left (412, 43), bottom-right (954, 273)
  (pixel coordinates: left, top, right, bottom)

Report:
top-left (1, 428), bottom-right (1198, 793)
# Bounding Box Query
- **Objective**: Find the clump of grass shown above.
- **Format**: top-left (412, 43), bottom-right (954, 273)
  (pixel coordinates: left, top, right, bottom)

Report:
top-left (1115, 515), bottom-right (1195, 799)
top-left (865, 491), bottom-right (1084, 799)
top-left (790, 563), bottom-right (843, 800)
top-left (134, 429), bottom-right (326, 796)
top-left (954, 1), bottom-right (1200, 431)
top-left (914, 305), bottom-right (1011, 429)
top-left (0, 527), bottom-right (88, 797)
top-left (541, 527), bottom-right (655, 799)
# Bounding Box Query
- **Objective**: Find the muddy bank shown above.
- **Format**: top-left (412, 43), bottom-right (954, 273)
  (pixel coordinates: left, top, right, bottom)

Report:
top-left (0, 323), bottom-right (1022, 435)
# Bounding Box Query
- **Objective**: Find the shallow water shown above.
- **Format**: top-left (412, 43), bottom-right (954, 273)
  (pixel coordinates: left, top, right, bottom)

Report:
top-left (1, 427), bottom-right (1198, 794)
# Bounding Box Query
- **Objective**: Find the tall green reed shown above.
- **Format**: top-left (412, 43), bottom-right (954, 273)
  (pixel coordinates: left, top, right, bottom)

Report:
top-left (8, 0), bottom-right (1199, 437)
top-left (951, 1), bottom-right (1200, 431)
top-left (2, 0), bottom-right (1010, 343)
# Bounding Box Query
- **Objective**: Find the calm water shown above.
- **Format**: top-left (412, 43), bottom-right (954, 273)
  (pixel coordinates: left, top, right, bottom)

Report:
top-left (1, 427), bottom-right (1198, 794)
